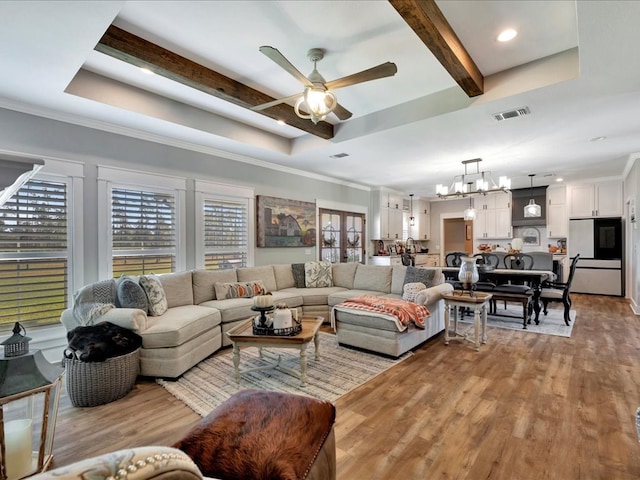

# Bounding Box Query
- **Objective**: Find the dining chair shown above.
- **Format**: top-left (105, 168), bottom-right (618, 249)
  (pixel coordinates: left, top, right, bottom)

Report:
top-left (540, 254), bottom-right (580, 326)
top-left (445, 251), bottom-right (467, 267)
top-left (503, 253), bottom-right (534, 270)
top-left (473, 252), bottom-right (500, 269)
top-left (496, 252), bottom-right (535, 315)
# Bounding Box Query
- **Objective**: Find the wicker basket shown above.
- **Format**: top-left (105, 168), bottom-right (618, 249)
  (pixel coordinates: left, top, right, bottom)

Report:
top-left (63, 348), bottom-right (140, 407)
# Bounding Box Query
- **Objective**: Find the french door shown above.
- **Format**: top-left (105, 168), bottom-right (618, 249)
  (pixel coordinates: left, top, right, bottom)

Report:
top-left (319, 209), bottom-right (365, 264)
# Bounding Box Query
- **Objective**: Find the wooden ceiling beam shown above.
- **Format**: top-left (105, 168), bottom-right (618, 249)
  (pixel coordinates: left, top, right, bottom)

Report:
top-left (389, 0), bottom-right (484, 97)
top-left (95, 25), bottom-right (334, 139)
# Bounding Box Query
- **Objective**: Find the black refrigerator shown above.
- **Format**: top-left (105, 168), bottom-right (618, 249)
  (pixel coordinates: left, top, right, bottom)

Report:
top-left (568, 217), bottom-right (624, 296)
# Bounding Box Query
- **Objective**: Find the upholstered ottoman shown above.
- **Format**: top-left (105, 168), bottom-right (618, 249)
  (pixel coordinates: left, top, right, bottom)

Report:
top-left (173, 389), bottom-right (336, 480)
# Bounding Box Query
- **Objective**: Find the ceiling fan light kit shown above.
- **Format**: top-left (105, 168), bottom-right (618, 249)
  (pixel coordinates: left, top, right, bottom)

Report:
top-left (253, 45), bottom-right (397, 124)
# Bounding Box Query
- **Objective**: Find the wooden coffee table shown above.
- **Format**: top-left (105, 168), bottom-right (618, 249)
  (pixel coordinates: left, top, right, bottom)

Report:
top-left (226, 316), bottom-right (323, 386)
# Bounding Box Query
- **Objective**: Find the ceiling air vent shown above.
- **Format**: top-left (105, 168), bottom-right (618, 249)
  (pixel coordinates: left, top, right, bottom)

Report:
top-left (492, 106), bottom-right (530, 122)
top-left (329, 153), bottom-right (349, 159)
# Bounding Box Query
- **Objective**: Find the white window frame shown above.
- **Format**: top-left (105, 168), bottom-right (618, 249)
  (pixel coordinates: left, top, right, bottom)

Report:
top-left (0, 153), bottom-right (83, 324)
top-left (97, 166), bottom-right (186, 278)
top-left (195, 180), bottom-right (254, 269)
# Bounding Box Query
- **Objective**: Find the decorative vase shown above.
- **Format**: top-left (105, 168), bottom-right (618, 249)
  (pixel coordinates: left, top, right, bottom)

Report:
top-left (458, 256), bottom-right (479, 295)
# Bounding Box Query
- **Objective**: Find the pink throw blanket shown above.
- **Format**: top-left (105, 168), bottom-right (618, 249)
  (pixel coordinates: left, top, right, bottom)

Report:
top-left (338, 295), bottom-right (430, 329)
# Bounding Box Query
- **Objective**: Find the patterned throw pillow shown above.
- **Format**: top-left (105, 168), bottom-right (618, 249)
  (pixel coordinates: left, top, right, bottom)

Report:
top-left (291, 263), bottom-right (306, 288)
top-left (304, 261), bottom-right (333, 288)
top-left (214, 281), bottom-right (266, 300)
top-left (139, 274), bottom-right (168, 316)
top-left (117, 278), bottom-right (149, 311)
top-left (402, 282), bottom-right (427, 302)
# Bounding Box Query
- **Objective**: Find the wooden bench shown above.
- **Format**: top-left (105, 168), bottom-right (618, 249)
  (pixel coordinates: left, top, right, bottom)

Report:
top-left (488, 285), bottom-right (534, 329)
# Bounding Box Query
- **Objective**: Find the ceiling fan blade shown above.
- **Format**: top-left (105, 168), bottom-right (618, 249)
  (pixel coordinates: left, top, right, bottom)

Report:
top-left (259, 46), bottom-right (313, 87)
top-left (325, 62), bottom-right (398, 90)
top-left (332, 103), bottom-right (353, 121)
top-left (251, 93), bottom-right (301, 112)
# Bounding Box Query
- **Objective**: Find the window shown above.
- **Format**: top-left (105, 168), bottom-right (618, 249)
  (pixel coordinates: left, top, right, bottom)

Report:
top-left (98, 166), bottom-right (186, 278)
top-left (203, 197), bottom-right (249, 269)
top-left (0, 179), bottom-right (68, 329)
top-left (111, 187), bottom-right (177, 277)
top-left (195, 180), bottom-right (254, 270)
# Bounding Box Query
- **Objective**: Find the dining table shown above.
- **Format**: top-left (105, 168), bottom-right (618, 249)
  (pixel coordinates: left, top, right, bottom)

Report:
top-left (441, 267), bottom-right (556, 324)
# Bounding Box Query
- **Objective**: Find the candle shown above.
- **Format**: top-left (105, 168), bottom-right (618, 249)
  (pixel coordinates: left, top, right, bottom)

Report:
top-left (5, 419), bottom-right (33, 480)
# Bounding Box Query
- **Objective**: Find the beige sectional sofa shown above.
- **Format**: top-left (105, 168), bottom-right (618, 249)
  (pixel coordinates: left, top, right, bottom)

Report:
top-left (60, 263), bottom-right (452, 378)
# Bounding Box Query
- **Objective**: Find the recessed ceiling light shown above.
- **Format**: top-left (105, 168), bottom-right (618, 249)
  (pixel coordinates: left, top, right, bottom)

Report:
top-left (497, 29), bottom-right (517, 42)
top-left (139, 67), bottom-right (154, 75)
top-left (330, 153), bottom-right (349, 159)
top-left (556, 177), bottom-right (564, 182)
top-left (589, 136), bottom-right (607, 142)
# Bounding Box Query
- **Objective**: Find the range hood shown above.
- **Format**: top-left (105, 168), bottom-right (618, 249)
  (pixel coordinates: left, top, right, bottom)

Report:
top-left (0, 156), bottom-right (44, 206)
top-left (511, 186), bottom-right (547, 227)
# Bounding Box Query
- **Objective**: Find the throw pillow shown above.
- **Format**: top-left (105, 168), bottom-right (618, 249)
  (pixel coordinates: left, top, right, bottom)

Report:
top-left (291, 263), bottom-right (306, 288)
top-left (304, 261), bottom-right (333, 288)
top-left (139, 274), bottom-right (168, 316)
top-left (214, 281), bottom-right (266, 300)
top-left (403, 266), bottom-right (439, 288)
top-left (116, 278), bottom-right (149, 311)
top-left (402, 282), bottom-right (427, 302)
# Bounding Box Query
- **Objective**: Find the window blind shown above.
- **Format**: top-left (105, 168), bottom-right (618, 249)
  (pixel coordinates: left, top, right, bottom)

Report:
top-left (203, 197), bottom-right (248, 269)
top-left (0, 179), bottom-right (68, 328)
top-left (112, 187), bottom-right (176, 276)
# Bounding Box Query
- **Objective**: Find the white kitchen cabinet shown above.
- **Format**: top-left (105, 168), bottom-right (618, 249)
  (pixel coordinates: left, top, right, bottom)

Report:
top-left (547, 185), bottom-right (567, 237)
top-left (568, 180), bottom-right (623, 218)
top-left (387, 207), bottom-right (403, 240)
top-left (371, 188), bottom-right (405, 240)
top-left (474, 193), bottom-right (512, 239)
top-left (415, 199), bottom-right (430, 241)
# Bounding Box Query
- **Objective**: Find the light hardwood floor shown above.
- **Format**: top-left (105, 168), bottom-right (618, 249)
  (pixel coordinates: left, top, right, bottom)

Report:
top-left (51, 294), bottom-right (640, 479)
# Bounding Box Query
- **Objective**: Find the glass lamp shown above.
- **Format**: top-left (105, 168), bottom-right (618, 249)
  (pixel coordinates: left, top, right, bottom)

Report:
top-left (458, 256), bottom-right (479, 296)
top-left (0, 323), bottom-right (63, 480)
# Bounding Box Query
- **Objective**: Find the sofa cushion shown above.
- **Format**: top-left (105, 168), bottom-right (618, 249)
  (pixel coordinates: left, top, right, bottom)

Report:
top-left (391, 265), bottom-right (408, 295)
top-left (280, 286), bottom-right (348, 306)
top-left (403, 267), bottom-right (441, 288)
top-left (139, 274), bottom-right (168, 316)
top-left (192, 269), bottom-right (238, 304)
top-left (305, 261), bottom-right (333, 288)
top-left (273, 264), bottom-right (295, 290)
top-left (140, 305), bottom-right (221, 349)
top-left (214, 281), bottom-right (266, 300)
top-left (332, 263), bottom-right (358, 289)
top-left (237, 266), bottom-right (277, 293)
top-left (116, 278), bottom-right (148, 311)
top-left (159, 271), bottom-right (194, 307)
top-left (327, 289), bottom-right (386, 306)
top-left (353, 265), bottom-right (392, 293)
top-left (291, 263), bottom-right (306, 288)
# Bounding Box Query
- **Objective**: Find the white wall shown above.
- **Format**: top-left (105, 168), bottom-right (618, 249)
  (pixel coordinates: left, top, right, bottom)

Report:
top-left (0, 108), bottom-right (370, 284)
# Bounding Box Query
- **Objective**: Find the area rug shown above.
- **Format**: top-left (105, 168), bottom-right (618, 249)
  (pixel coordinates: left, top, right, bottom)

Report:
top-left (157, 332), bottom-right (410, 416)
top-left (459, 304), bottom-right (577, 337)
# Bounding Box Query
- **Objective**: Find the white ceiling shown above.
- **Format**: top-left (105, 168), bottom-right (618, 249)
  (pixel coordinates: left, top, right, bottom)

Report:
top-left (1, 0), bottom-right (639, 197)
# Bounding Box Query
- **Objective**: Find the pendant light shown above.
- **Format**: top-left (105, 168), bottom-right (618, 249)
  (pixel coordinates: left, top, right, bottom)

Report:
top-left (463, 186), bottom-right (476, 220)
top-left (524, 174), bottom-right (541, 218)
top-left (409, 194), bottom-right (415, 227)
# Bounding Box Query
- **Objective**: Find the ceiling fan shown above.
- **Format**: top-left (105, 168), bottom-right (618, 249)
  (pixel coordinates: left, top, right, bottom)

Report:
top-left (252, 46), bottom-right (398, 124)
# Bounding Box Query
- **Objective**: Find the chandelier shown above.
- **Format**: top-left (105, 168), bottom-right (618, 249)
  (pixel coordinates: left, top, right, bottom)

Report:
top-left (436, 158), bottom-right (511, 199)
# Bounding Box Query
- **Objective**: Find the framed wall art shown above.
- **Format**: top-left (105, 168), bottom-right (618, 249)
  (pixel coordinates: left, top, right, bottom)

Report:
top-left (256, 195), bottom-right (316, 247)
top-left (521, 227), bottom-right (540, 246)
